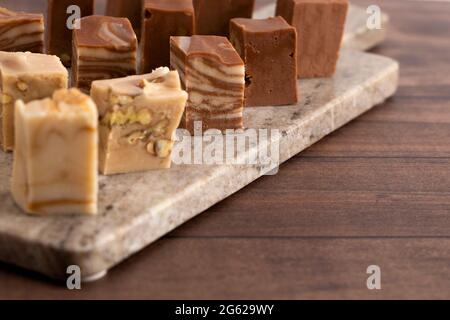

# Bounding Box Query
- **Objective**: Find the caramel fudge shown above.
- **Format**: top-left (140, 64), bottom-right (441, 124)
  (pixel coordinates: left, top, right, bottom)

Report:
top-left (0, 7), bottom-right (44, 53)
top-left (47, 0), bottom-right (94, 66)
top-left (72, 15), bottom-right (138, 93)
top-left (193, 0), bottom-right (255, 36)
top-left (11, 89), bottom-right (98, 215)
top-left (230, 17), bottom-right (298, 107)
top-left (106, 0), bottom-right (144, 39)
top-left (276, 0), bottom-right (349, 78)
top-left (0, 51), bottom-right (68, 151)
top-left (141, 0), bottom-right (195, 73)
top-left (91, 67), bottom-right (187, 175)
top-left (170, 36), bottom-right (245, 133)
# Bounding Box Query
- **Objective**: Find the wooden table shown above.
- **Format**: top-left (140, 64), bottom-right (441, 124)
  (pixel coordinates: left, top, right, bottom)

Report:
top-left (0, 0), bottom-right (449, 299)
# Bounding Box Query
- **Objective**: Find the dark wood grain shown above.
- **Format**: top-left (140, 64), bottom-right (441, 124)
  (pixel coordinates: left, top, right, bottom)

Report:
top-left (0, 0), bottom-right (449, 299)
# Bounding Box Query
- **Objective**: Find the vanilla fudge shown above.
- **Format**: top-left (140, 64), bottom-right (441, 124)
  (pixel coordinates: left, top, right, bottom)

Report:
top-left (91, 67), bottom-right (187, 175)
top-left (47, 0), bottom-right (94, 66)
top-left (0, 7), bottom-right (44, 53)
top-left (170, 36), bottom-right (245, 133)
top-left (73, 15), bottom-right (138, 93)
top-left (0, 51), bottom-right (68, 151)
top-left (276, 0), bottom-right (349, 78)
top-left (11, 89), bottom-right (98, 215)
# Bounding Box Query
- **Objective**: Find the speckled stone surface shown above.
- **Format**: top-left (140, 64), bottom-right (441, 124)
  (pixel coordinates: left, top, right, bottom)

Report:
top-left (0, 50), bottom-right (399, 279)
top-left (254, 3), bottom-right (389, 51)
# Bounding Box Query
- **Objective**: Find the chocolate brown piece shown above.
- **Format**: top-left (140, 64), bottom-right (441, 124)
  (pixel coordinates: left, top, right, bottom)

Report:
top-left (72, 15), bottom-right (138, 93)
top-left (276, 0), bottom-right (348, 78)
top-left (170, 36), bottom-right (245, 133)
top-left (106, 0), bottom-right (144, 39)
top-left (0, 7), bottom-right (44, 53)
top-left (141, 0), bottom-right (195, 73)
top-left (193, 0), bottom-right (255, 36)
top-left (230, 17), bottom-right (298, 107)
top-left (47, 0), bottom-right (94, 66)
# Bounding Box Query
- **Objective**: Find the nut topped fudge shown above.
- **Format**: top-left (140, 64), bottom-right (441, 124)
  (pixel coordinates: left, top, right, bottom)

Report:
top-left (73, 15), bottom-right (138, 93)
top-left (0, 51), bottom-right (68, 151)
top-left (12, 89), bottom-right (98, 215)
top-left (0, 7), bottom-right (44, 53)
top-left (170, 35), bottom-right (245, 133)
top-left (276, 0), bottom-right (349, 78)
top-left (91, 67), bottom-right (188, 175)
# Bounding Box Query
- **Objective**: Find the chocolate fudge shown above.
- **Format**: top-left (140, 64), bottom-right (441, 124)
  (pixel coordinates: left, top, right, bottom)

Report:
top-left (91, 67), bottom-right (187, 175)
top-left (170, 35), bottom-right (245, 133)
top-left (72, 15), bottom-right (138, 93)
top-left (0, 7), bottom-right (44, 53)
top-left (193, 0), bottom-right (255, 36)
top-left (0, 51), bottom-right (68, 151)
top-left (47, 0), bottom-right (94, 66)
top-left (230, 17), bottom-right (298, 107)
top-left (12, 89), bottom-right (98, 215)
top-left (141, 0), bottom-right (195, 73)
top-left (106, 0), bottom-right (144, 39)
top-left (276, 0), bottom-right (349, 78)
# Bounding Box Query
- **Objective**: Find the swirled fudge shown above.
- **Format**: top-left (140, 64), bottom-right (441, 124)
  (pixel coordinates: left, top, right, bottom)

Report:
top-left (106, 0), bottom-right (144, 39)
top-left (91, 67), bottom-right (188, 175)
top-left (141, 0), bottom-right (195, 73)
top-left (12, 89), bottom-right (98, 215)
top-left (72, 15), bottom-right (138, 94)
top-left (276, 0), bottom-right (349, 78)
top-left (0, 7), bottom-right (44, 53)
top-left (170, 35), bottom-right (245, 133)
top-left (0, 51), bottom-right (68, 151)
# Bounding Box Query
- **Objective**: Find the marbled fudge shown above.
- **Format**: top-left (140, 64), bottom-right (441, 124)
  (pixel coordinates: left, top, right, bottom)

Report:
top-left (170, 36), bottom-right (245, 133)
top-left (0, 51), bottom-right (68, 151)
top-left (276, 0), bottom-right (349, 78)
top-left (106, 0), bottom-right (144, 39)
top-left (0, 7), bottom-right (44, 53)
top-left (47, 0), bottom-right (94, 66)
top-left (72, 15), bottom-right (138, 93)
top-left (11, 89), bottom-right (98, 215)
top-left (141, 0), bottom-right (195, 73)
top-left (230, 17), bottom-right (298, 106)
top-left (91, 67), bottom-right (187, 175)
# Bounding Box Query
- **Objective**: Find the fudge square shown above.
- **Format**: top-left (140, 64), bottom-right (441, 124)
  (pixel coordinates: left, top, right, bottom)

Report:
top-left (72, 15), bottom-right (138, 93)
top-left (11, 89), bottom-right (98, 215)
top-left (193, 0), bottom-right (255, 36)
top-left (0, 51), bottom-right (68, 152)
top-left (47, 0), bottom-right (94, 66)
top-left (91, 67), bottom-right (188, 175)
top-left (0, 7), bottom-right (44, 53)
top-left (276, 0), bottom-right (349, 78)
top-left (230, 17), bottom-right (298, 107)
top-left (170, 36), bottom-right (245, 133)
top-left (141, 0), bottom-right (195, 73)
top-left (106, 0), bottom-right (144, 39)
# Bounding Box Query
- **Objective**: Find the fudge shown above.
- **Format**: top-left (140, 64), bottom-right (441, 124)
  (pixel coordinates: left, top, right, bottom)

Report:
top-left (170, 36), bottom-right (245, 133)
top-left (91, 67), bottom-right (187, 175)
top-left (72, 15), bottom-right (138, 94)
top-left (276, 0), bottom-right (349, 78)
top-left (106, 0), bottom-right (144, 39)
top-left (193, 0), bottom-right (255, 36)
top-left (141, 0), bottom-right (195, 73)
top-left (230, 17), bottom-right (298, 107)
top-left (11, 89), bottom-right (98, 215)
top-left (0, 51), bottom-right (68, 151)
top-left (0, 7), bottom-right (44, 53)
top-left (47, 0), bottom-right (94, 66)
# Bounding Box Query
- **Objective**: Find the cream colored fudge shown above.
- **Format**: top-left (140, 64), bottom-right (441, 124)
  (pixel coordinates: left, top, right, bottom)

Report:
top-left (0, 51), bottom-right (68, 151)
top-left (11, 89), bottom-right (98, 215)
top-left (91, 67), bottom-right (188, 175)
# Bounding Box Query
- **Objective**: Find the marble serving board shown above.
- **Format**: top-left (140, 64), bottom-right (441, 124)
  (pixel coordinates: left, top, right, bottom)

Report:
top-left (254, 3), bottom-right (389, 51)
top-left (0, 50), bottom-right (399, 280)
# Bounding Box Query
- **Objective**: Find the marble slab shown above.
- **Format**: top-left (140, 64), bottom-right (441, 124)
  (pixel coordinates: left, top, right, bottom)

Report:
top-left (0, 50), bottom-right (399, 280)
top-left (254, 3), bottom-right (389, 51)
